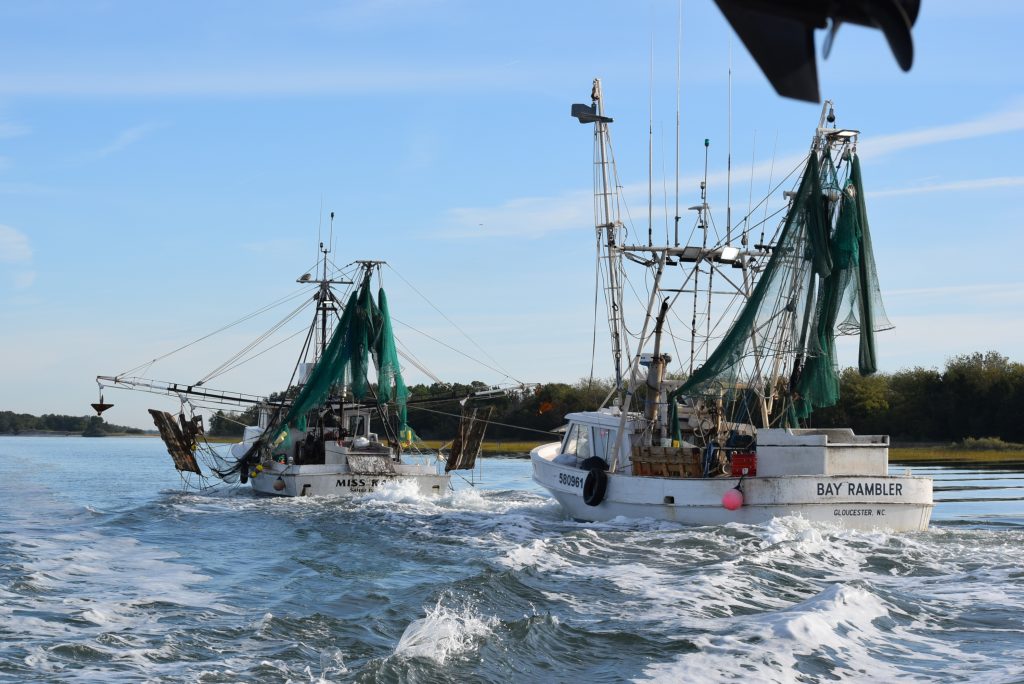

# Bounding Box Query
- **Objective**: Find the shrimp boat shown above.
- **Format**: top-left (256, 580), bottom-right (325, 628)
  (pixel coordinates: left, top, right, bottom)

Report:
top-left (531, 80), bottom-right (932, 531)
top-left (96, 246), bottom-right (491, 497)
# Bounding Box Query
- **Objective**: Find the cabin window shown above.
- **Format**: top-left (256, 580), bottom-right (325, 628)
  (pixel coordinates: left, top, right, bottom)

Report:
top-left (347, 415), bottom-right (367, 437)
top-left (593, 427), bottom-right (614, 460)
top-left (562, 424), bottom-right (593, 458)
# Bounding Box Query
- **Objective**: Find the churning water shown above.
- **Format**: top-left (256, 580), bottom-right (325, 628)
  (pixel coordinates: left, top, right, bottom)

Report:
top-left (1, 436), bottom-right (1022, 682)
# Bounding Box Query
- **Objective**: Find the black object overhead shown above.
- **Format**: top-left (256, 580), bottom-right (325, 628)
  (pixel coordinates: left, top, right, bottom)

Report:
top-left (714, 0), bottom-right (921, 102)
top-left (571, 103), bottom-right (613, 124)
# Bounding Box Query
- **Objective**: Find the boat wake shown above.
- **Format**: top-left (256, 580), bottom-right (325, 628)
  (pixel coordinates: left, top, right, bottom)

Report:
top-left (4, 441), bottom-right (1023, 682)
top-left (393, 595), bottom-right (498, 664)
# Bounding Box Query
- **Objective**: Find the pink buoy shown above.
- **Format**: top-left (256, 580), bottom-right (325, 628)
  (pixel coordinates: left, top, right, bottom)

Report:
top-left (722, 488), bottom-right (743, 511)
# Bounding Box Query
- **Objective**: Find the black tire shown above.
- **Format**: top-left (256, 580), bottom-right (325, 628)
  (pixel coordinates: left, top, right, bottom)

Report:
top-left (583, 468), bottom-right (608, 506)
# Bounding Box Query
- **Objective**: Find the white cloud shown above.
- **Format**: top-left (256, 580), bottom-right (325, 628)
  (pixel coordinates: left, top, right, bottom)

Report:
top-left (242, 238), bottom-right (307, 254)
top-left (0, 65), bottom-right (520, 97)
top-left (12, 270), bottom-right (35, 289)
top-left (886, 282), bottom-right (1024, 298)
top-left (0, 181), bottom-right (53, 195)
top-left (874, 312), bottom-right (1024, 371)
top-left (0, 224), bottom-right (32, 263)
top-left (312, 0), bottom-right (448, 30)
top-left (0, 120), bottom-right (28, 138)
top-left (439, 100), bottom-right (1024, 241)
top-left (96, 122), bottom-right (164, 157)
top-left (442, 190), bottom-right (593, 239)
top-left (870, 176), bottom-right (1024, 198)
top-left (860, 101), bottom-right (1024, 159)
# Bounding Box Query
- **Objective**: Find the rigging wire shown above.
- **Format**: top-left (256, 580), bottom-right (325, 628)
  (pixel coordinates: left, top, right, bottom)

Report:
top-left (394, 336), bottom-right (447, 386)
top-left (407, 403), bottom-right (561, 438)
top-left (118, 287), bottom-right (311, 377)
top-left (385, 263), bottom-right (522, 385)
top-left (202, 326), bottom-right (310, 383)
top-left (198, 297), bottom-right (310, 385)
top-left (390, 315), bottom-right (520, 385)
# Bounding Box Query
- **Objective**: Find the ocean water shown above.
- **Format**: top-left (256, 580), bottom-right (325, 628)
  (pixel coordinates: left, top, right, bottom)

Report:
top-left (1, 436), bottom-right (1022, 683)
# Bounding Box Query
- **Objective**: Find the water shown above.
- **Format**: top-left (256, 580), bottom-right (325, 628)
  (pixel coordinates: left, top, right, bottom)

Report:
top-left (1, 437), bottom-right (1022, 683)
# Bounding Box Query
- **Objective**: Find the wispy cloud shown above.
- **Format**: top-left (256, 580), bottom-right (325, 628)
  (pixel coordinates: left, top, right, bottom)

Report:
top-left (311, 0), bottom-right (449, 30)
top-left (871, 176), bottom-right (1024, 198)
top-left (242, 238), bottom-right (306, 254)
top-left (886, 282), bottom-right (1024, 298)
top-left (12, 270), bottom-right (36, 289)
top-left (0, 224), bottom-right (32, 263)
top-left (861, 101), bottom-right (1024, 159)
top-left (0, 65), bottom-right (520, 97)
top-left (442, 190), bottom-right (592, 239)
top-left (0, 181), bottom-right (54, 195)
top-left (0, 120), bottom-right (29, 138)
top-left (96, 122), bottom-right (164, 157)
top-left (440, 101), bottom-right (1024, 240)
top-left (0, 224), bottom-right (34, 290)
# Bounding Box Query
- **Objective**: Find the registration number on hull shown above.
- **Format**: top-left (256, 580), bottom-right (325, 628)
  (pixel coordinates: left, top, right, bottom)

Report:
top-left (558, 472), bottom-right (584, 488)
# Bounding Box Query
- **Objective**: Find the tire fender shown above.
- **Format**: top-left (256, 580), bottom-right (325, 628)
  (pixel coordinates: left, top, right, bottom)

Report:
top-left (583, 468), bottom-right (608, 506)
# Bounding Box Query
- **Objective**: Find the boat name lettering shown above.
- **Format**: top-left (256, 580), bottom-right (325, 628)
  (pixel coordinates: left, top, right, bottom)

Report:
top-left (817, 482), bottom-right (903, 497)
top-left (558, 472), bottom-right (584, 488)
top-left (336, 478), bottom-right (388, 488)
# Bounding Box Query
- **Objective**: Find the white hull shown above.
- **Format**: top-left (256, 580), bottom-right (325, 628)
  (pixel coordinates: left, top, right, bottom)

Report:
top-left (249, 460), bottom-right (449, 497)
top-left (532, 444), bottom-right (933, 532)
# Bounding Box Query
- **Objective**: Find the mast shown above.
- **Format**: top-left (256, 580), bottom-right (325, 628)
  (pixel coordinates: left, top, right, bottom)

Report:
top-left (573, 79), bottom-right (625, 391)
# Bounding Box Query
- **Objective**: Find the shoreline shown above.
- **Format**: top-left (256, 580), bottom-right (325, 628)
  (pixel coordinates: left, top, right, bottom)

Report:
top-left (5, 434), bottom-right (1022, 465)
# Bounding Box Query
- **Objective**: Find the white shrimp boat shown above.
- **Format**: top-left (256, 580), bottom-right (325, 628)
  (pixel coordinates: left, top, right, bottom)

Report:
top-left (531, 81), bottom-right (932, 531)
top-left (96, 247), bottom-right (491, 497)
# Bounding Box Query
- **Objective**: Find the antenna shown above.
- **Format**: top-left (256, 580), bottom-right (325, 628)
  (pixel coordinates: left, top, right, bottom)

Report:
top-left (760, 130), bottom-right (778, 247)
top-left (648, 32), bottom-right (654, 248)
top-left (317, 195), bottom-right (324, 262)
top-left (745, 130), bottom-right (756, 249)
top-left (329, 210), bottom-right (336, 260)
top-left (726, 36), bottom-right (733, 246)
top-left (674, 0), bottom-right (682, 248)
top-left (691, 137), bottom-right (710, 375)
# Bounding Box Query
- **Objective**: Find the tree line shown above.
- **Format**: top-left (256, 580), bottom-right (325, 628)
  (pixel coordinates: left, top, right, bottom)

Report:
top-left (203, 380), bottom-right (615, 440)
top-left (0, 412), bottom-right (145, 436)
top-left (813, 351), bottom-right (1024, 443)
top-left (137, 350), bottom-right (1024, 445)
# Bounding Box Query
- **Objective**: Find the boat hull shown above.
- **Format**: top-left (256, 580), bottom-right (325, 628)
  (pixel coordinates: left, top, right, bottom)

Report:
top-left (531, 446), bottom-right (933, 531)
top-left (249, 460), bottom-right (449, 497)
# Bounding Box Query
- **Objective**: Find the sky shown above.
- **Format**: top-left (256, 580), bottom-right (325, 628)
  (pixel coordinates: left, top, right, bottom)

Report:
top-left (0, 1), bottom-right (1021, 429)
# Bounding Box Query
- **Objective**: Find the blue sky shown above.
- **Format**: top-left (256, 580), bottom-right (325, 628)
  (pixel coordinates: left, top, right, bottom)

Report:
top-left (0, 1), bottom-right (1021, 428)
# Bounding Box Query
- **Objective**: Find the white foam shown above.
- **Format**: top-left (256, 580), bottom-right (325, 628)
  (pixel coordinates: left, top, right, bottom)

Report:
top-left (496, 538), bottom-right (571, 572)
top-left (365, 477), bottom-right (428, 504)
top-left (394, 598), bottom-right (497, 664)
